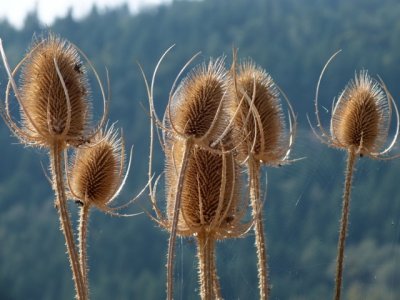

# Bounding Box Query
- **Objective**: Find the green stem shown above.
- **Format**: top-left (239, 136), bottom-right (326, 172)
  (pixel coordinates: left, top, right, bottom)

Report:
top-left (50, 142), bottom-right (86, 300)
top-left (334, 148), bottom-right (357, 300)
top-left (249, 157), bottom-right (268, 300)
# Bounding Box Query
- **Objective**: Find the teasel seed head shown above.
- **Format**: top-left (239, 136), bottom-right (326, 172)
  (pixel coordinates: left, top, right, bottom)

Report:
top-left (167, 57), bottom-right (232, 149)
top-left (312, 52), bottom-right (400, 159)
top-left (0, 35), bottom-right (110, 150)
top-left (331, 71), bottom-right (390, 154)
top-left (164, 139), bottom-right (250, 239)
top-left (19, 35), bottom-right (89, 145)
top-left (230, 60), bottom-right (295, 165)
top-left (68, 126), bottom-right (126, 211)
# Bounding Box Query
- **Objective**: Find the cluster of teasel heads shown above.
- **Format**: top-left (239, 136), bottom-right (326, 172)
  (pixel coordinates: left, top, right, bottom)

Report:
top-left (143, 48), bottom-right (296, 300)
top-left (0, 35), bottom-right (141, 300)
top-left (1, 35), bottom-right (399, 300)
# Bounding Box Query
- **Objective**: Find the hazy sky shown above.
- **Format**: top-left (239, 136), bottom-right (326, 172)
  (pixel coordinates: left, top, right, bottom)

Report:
top-left (0, 0), bottom-right (171, 28)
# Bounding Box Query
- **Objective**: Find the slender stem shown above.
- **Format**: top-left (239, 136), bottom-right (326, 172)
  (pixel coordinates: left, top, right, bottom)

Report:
top-left (197, 231), bottom-right (216, 300)
top-left (212, 258), bottom-right (222, 300)
top-left (167, 139), bottom-right (192, 300)
top-left (249, 157), bottom-right (268, 300)
top-left (78, 204), bottom-right (90, 298)
top-left (334, 148), bottom-right (357, 300)
top-left (50, 142), bottom-right (86, 300)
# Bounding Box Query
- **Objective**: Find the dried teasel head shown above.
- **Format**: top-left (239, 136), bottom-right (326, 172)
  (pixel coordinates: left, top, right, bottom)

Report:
top-left (68, 125), bottom-right (131, 212)
top-left (331, 71), bottom-right (391, 154)
top-left (0, 35), bottom-right (108, 148)
top-left (163, 140), bottom-right (250, 239)
top-left (311, 52), bottom-right (400, 159)
top-left (165, 57), bottom-right (232, 149)
top-left (230, 60), bottom-right (296, 165)
top-left (20, 36), bottom-right (89, 143)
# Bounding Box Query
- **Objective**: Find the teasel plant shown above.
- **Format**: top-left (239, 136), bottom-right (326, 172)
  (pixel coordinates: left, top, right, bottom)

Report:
top-left (141, 48), bottom-right (242, 299)
top-left (309, 52), bottom-right (400, 300)
top-left (228, 55), bottom-right (297, 300)
top-left (0, 35), bottom-right (108, 300)
top-left (65, 124), bottom-right (144, 296)
top-left (162, 138), bottom-right (252, 299)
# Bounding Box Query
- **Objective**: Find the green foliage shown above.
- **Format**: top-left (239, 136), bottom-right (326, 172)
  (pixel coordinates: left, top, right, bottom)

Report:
top-left (1, 0), bottom-right (400, 298)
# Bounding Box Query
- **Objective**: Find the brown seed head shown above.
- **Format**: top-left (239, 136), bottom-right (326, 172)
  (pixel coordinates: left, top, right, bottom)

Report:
top-left (165, 140), bottom-right (242, 238)
top-left (231, 61), bottom-right (286, 163)
top-left (331, 71), bottom-right (389, 154)
top-left (70, 128), bottom-right (122, 208)
top-left (20, 35), bottom-right (89, 145)
top-left (169, 58), bottom-right (231, 147)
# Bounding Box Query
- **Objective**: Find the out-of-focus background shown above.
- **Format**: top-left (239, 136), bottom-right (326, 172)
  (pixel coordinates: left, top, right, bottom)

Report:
top-left (1, 0), bottom-right (400, 299)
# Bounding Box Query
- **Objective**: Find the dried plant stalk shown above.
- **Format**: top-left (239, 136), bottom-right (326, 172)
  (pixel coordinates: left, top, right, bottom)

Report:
top-left (248, 158), bottom-right (268, 299)
top-left (51, 142), bottom-right (87, 300)
top-left (68, 126), bottom-right (134, 299)
top-left (78, 204), bottom-right (90, 295)
top-left (334, 148), bottom-right (356, 300)
top-left (197, 232), bottom-right (216, 300)
top-left (230, 59), bottom-right (295, 300)
top-left (311, 63), bottom-right (400, 299)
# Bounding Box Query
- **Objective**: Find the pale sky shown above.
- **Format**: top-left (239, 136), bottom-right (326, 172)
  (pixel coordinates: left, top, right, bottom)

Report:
top-left (0, 0), bottom-right (172, 28)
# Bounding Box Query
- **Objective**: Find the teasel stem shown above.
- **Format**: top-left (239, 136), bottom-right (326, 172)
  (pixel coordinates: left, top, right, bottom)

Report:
top-left (212, 261), bottom-right (222, 299)
top-left (197, 231), bottom-right (216, 300)
top-left (50, 142), bottom-right (87, 300)
top-left (248, 156), bottom-right (268, 300)
top-left (167, 138), bottom-right (192, 300)
top-left (78, 204), bottom-right (90, 298)
top-left (334, 147), bottom-right (357, 300)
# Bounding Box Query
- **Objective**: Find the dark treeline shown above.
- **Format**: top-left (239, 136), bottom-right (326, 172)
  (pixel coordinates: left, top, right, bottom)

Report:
top-left (1, 0), bottom-right (400, 299)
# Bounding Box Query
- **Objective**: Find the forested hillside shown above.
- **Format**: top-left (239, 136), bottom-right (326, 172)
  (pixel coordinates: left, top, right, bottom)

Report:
top-left (1, 0), bottom-right (400, 299)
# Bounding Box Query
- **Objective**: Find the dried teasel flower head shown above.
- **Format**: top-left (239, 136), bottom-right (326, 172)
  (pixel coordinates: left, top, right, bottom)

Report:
top-left (332, 71), bottom-right (391, 154)
top-left (68, 125), bottom-right (132, 212)
top-left (230, 59), bottom-right (296, 165)
top-left (311, 52), bottom-right (400, 159)
top-left (161, 140), bottom-right (251, 239)
top-left (165, 57), bottom-right (232, 150)
top-left (0, 35), bottom-right (108, 148)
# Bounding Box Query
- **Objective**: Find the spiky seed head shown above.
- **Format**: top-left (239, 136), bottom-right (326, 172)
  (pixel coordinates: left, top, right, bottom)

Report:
top-left (231, 60), bottom-right (286, 163)
top-left (20, 35), bottom-right (89, 145)
top-left (165, 140), bottom-right (241, 238)
top-left (331, 71), bottom-right (390, 154)
top-left (69, 128), bottom-right (122, 208)
top-left (169, 58), bottom-right (231, 147)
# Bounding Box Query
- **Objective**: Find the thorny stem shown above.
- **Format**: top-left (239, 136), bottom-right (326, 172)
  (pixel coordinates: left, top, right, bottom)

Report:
top-left (50, 142), bottom-right (87, 300)
top-left (334, 148), bottom-right (357, 300)
top-left (249, 156), bottom-right (269, 300)
top-left (197, 231), bottom-right (216, 300)
top-left (167, 139), bottom-right (192, 300)
top-left (212, 258), bottom-right (222, 299)
top-left (78, 204), bottom-right (91, 298)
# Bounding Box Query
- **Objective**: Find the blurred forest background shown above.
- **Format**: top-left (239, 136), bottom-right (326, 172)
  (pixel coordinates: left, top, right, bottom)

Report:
top-left (1, 0), bottom-right (400, 299)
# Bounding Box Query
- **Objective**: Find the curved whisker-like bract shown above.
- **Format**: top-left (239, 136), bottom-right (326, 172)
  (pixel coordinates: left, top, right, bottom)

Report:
top-left (314, 50), bottom-right (342, 141)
